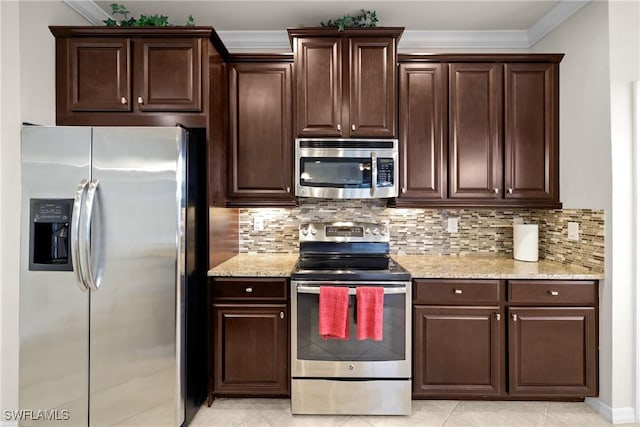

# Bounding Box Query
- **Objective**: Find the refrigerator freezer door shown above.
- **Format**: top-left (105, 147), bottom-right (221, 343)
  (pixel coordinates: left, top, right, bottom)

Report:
top-left (20, 126), bottom-right (92, 426)
top-left (89, 127), bottom-right (185, 427)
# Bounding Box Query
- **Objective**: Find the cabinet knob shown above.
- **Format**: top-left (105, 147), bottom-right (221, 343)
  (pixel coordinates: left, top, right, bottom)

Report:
top-left (402, 187), bottom-right (407, 194)
top-left (454, 289), bottom-right (463, 295)
top-left (245, 287), bottom-right (253, 293)
top-left (508, 188), bottom-right (513, 194)
top-left (512, 314), bottom-right (518, 322)
top-left (351, 124), bottom-right (356, 131)
top-left (495, 313), bottom-right (501, 321)
top-left (493, 188), bottom-right (499, 194)
top-left (286, 187), bottom-right (291, 193)
top-left (548, 290), bottom-right (559, 296)
top-left (120, 97), bottom-right (128, 105)
top-left (337, 124), bottom-right (341, 131)
top-left (137, 96), bottom-right (144, 105)
top-left (280, 311), bottom-right (285, 320)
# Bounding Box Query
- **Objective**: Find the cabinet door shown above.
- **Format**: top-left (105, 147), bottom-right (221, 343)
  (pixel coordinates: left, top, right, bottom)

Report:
top-left (504, 63), bottom-right (558, 202)
top-left (349, 37), bottom-right (397, 137)
top-left (449, 63), bottom-right (503, 199)
top-left (413, 306), bottom-right (503, 397)
top-left (228, 63), bottom-right (295, 206)
top-left (508, 307), bottom-right (597, 397)
top-left (294, 38), bottom-right (342, 137)
top-left (135, 38), bottom-right (202, 112)
top-left (398, 63), bottom-right (447, 203)
top-left (66, 38), bottom-right (131, 111)
top-left (214, 305), bottom-right (289, 395)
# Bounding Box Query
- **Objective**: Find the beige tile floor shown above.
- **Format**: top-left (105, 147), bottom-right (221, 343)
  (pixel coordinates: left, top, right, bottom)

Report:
top-left (191, 398), bottom-right (640, 427)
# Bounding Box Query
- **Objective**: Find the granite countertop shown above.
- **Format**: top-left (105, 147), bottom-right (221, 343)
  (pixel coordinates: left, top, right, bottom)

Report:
top-left (393, 255), bottom-right (604, 280)
top-left (207, 253), bottom-right (298, 277)
top-left (208, 253), bottom-right (604, 280)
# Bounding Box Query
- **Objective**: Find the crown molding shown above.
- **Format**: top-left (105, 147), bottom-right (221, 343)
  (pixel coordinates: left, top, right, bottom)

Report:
top-left (62, 0), bottom-right (111, 26)
top-left (217, 31), bottom-right (291, 51)
top-left (64, 0), bottom-right (591, 51)
top-left (527, 0), bottom-right (590, 46)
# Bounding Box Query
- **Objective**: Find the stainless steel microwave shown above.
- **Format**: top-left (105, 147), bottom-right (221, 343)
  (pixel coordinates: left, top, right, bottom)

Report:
top-left (294, 138), bottom-right (399, 199)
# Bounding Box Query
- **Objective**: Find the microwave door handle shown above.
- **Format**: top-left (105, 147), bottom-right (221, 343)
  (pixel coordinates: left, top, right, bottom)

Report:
top-left (71, 179), bottom-right (89, 291)
top-left (370, 152), bottom-right (377, 197)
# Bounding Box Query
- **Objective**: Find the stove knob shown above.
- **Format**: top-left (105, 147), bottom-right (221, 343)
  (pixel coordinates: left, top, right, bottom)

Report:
top-left (365, 227), bottom-right (371, 235)
top-left (310, 226), bottom-right (317, 235)
top-left (380, 228), bottom-right (387, 235)
top-left (301, 226), bottom-right (309, 236)
top-left (372, 228), bottom-right (380, 235)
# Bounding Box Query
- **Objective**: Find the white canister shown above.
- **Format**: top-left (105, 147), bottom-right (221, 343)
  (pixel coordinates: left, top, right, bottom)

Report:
top-left (513, 224), bottom-right (539, 262)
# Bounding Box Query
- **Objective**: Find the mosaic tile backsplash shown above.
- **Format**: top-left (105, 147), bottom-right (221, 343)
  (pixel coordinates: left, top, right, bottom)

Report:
top-left (239, 199), bottom-right (605, 272)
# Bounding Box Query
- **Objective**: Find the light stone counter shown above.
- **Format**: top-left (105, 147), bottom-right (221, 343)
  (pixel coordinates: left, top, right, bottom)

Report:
top-left (207, 253), bottom-right (298, 277)
top-left (207, 253), bottom-right (604, 280)
top-left (393, 255), bottom-right (604, 280)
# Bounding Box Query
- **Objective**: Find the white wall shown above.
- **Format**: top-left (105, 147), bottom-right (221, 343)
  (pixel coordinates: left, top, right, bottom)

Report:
top-left (0, 1), bottom-right (85, 421)
top-left (607, 0), bottom-right (640, 422)
top-left (532, 0), bottom-right (640, 422)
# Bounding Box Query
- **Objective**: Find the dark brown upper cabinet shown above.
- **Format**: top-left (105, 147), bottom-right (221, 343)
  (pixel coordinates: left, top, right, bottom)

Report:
top-left (396, 54), bottom-right (562, 208)
top-left (227, 60), bottom-right (295, 207)
top-left (398, 63), bottom-right (447, 203)
top-left (289, 28), bottom-right (403, 138)
top-left (449, 63), bottom-right (504, 200)
top-left (504, 63), bottom-right (559, 203)
top-left (50, 27), bottom-right (227, 127)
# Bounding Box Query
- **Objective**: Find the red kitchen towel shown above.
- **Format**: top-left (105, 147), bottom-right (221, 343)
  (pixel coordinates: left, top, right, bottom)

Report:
top-left (318, 286), bottom-right (350, 340)
top-left (356, 287), bottom-right (384, 341)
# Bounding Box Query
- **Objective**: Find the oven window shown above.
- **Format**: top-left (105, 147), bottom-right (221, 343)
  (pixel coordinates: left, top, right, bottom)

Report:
top-left (299, 157), bottom-right (371, 188)
top-left (296, 292), bottom-right (406, 361)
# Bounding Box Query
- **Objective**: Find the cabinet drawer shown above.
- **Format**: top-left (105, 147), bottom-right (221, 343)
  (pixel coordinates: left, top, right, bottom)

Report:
top-left (213, 278), bottom-right (288, 302)
top-left (508, 280), bottom-right (597, 305)
top-left (414, 280), bottom-right (502, 304)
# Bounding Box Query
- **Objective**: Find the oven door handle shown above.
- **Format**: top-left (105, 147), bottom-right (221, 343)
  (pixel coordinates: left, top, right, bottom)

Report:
top-left (296, 285), bottom-right (407, 295)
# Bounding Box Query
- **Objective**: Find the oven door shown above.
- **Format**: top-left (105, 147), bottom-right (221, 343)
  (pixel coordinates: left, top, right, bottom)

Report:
top-left (291, 280), bottom-right (411, 379)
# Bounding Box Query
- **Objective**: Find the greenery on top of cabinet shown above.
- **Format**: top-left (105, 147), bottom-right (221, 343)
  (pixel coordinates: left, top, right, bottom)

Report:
top-left (320, 10), bottom-right (378, 31)
top-left (104, 3), bottom-right (195, 27)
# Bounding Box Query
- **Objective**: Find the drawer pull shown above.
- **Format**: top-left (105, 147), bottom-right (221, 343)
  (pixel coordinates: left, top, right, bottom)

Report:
top-left (245, 287), bottom-right (253, 293)
top-left (495, 313), bottom-right (501, 321)
top-left (548, 290), bottom-right (559, 296)
top-left (512, 314), bottom-right (518, 322)
top-left (120, 97), bottom-right (128, 105)
top-left (454, 289), bottom-right (463, 294)
top-left (337, 124), bottom-right (341, 131)
top-left (280, 311), bottom-right (285, 320)
top-left (137, 96), bottom-right (145, 105)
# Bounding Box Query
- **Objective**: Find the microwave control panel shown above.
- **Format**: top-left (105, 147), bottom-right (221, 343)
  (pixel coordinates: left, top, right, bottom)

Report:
top-left (377, 159), bottom-right (394, 187)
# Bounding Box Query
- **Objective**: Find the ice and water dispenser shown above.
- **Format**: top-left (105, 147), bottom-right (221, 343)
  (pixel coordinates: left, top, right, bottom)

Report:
top-left (29, 199), bottom-right (73, 271)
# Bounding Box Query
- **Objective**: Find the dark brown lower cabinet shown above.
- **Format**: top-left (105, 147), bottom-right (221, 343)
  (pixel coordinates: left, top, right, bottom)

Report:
top-left (412, 279), bottom-right (598, 400)
top-left (213, 305), bottom-right (289, 395)
top-left (413, 306), bottom-right (503, 397)
top-left (508, 307), bottom-right (597, 397)
top-left (209, 278), bottom-right (290, 400)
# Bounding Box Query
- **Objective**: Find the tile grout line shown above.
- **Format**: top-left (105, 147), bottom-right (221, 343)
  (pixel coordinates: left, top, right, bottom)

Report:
top-left (441, 401), bottom-right (461, 426)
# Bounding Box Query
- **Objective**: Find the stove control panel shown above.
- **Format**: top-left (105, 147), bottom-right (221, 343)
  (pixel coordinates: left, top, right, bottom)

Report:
top-left (299, 222), bottom-right (389, 242)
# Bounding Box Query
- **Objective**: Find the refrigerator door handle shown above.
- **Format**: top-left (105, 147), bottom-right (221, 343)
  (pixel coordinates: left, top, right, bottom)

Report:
top-left (71, 179), bottom-right (89, 291)
top-left (79, 179), bottom-right (101, 291)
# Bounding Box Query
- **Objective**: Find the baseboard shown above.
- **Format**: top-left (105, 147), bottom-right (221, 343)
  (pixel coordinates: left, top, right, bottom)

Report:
top-left (585, 397), bottom-right (637, 424)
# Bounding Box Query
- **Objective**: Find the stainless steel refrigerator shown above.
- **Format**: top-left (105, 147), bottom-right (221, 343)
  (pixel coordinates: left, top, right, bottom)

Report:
top-left (19, 126), bottom-right (207, 426)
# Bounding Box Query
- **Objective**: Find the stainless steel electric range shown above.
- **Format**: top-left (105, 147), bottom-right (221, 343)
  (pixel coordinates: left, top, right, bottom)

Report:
top-left (290, 222), bottom-right (411, 415)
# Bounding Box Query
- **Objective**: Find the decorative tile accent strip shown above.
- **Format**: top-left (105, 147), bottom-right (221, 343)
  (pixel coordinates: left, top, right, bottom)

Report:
top-left (238, 200), bottom-right (604, 272)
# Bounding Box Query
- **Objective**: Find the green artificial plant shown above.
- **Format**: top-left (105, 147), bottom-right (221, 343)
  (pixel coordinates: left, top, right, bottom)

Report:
top-left (320, 10), bottom-right (378, 31)
top-left (103, 4), bottom-right (195, 27)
